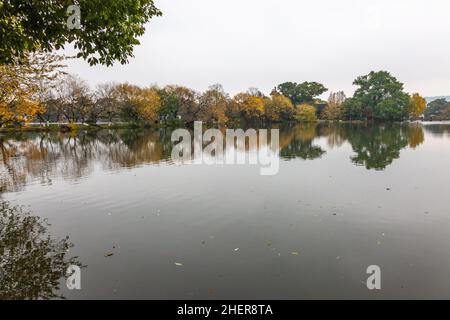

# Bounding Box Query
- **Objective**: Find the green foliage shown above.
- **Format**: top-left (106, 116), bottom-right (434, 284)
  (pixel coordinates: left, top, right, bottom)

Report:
top-left (0, 202), bottom-right (80, 299)
top-left (0, 0), bottom-right (162, 66)
top-left (374, 95), bottom-right (410, 121)
top-left (344, 71), bottom-right (410, 121)
top-left (276, 82), bottom-right (328, 105)
top-left (280, 124), bottom-right (325, 160)
top-left (342, 124), bottom-right (411, 170)
top-left (158, 88), bottom-right (181, 121)
top-left (3, 62), bottom-right (430, 128)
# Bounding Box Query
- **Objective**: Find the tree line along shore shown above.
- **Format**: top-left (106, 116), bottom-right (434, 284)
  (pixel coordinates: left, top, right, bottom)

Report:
top-left (2, 2), bottom-right (450, 133)
top-left (1, 53), bottom-right (449, 133)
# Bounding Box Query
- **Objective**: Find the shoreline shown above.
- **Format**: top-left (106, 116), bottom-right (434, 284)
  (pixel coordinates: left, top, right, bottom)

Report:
top-left (1, 120), bottom-right (449, 134)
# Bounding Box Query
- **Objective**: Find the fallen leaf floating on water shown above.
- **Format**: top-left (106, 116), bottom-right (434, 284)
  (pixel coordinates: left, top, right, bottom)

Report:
top-left (175, 262), bottom-right (183, 266)
top-left (105, 253), bottom-right (114, 257)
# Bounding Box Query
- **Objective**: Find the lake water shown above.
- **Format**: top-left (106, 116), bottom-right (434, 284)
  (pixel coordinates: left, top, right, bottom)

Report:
top-left (1, 122), bottom-right (450, 299)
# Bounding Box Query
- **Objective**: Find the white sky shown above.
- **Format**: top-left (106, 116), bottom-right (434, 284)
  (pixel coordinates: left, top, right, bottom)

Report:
top-left (66, 0), bottom-right (450, 97)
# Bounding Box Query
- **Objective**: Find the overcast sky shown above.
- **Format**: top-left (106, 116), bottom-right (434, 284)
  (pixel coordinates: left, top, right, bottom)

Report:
top-left (66, 0), bottom-right (450, 97)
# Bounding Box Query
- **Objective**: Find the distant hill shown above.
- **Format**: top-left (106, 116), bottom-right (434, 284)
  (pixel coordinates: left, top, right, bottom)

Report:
top-left (424, 96), bottom-right (450, 120)
top-left (425, 96), bottom-right (450, 104)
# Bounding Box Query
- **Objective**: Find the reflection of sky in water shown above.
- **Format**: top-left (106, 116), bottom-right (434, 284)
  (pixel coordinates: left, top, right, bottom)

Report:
top-left (0, 123), bottom-right (445, 192)
top-left (2, 123), bottom-right (450, 299)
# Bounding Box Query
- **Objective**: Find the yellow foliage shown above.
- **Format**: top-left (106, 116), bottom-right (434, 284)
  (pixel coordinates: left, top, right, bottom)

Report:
top-left (323, 91), bottom-right (346, 120)
top-left (116, 84), bottom-right (161, 124)
top-left (136, 88), bottom-right (161, 124)
top-left (408, 93), bottom-right (426, 119)
top-left (264, 94), bottom-right (294, 122)
top-left (198, 86), bottom-right (229, 123)
top-left (0, 99), bottom-right (43, 126)
top-left (233, 93), bottom-right (265, 121)
top-left (0, 52), bottom-right (65, 127)
top-left (295, 104), bottom-right (317, 122)
top-left (408, 124), bottom-right (425, 149)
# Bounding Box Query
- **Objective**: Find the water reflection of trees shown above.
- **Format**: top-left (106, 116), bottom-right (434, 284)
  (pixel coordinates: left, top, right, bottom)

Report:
top-left (0, 123), bottom-right (435, 192)
top-left (317, 124), bottom-right (346, 148)
top-left (341, 124), bottom-right (410, 170)
top-left (348, 123), bottom-right (425, 170)
top-left (0, 129), bottom-right (172, 192)
top-left (0, 202), bottom-right (80, 300)
top-left (423, 123), bottom-right (450, 138)
top-left (280, 122), bottom-right (426, 170)
top-left (279, 124), bottom-right (326, 160)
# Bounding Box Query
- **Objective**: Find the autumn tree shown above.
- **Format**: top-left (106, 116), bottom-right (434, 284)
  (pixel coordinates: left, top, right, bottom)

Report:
top-left (295, 104), bottom-right (317, 122)
top-left (57, 74), bottom-right (93, 123)
top-left (93, 83), bottom-right (121, 123)
top-left (116, 84), bottom-right (161, 124)
top-left (0, 0), bottom-right (162, 66)
top-left (0, 52), bottom-right (65, 127)
top-left (137, 87), bottom-right (162, 124)
top-left (323, 91), bottom-right (346, 121)
top-left (232, 92), bottom-right (265, 122)
top-left (197, 84), bottom-right (229, 124)
top-left (408, 93), bottom-right (426, 119)
top-left (264, 93), bottom-right (295, 122)
top-left (170, 86), bottom-right (200, 125)
top-left (37, 93), bottom-right (63, 123)
top-left (247, 87), bottom-right (266, 98)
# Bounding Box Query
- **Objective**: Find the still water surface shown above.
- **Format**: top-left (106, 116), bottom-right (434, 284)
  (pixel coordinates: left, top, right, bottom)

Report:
top-left (1, 123), bottom-right (450, 299)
